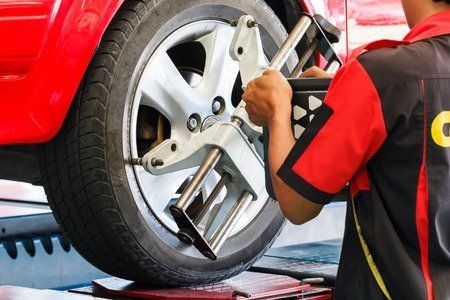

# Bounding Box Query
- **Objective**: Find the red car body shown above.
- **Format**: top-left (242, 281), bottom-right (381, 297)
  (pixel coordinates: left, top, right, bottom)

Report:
top-left (0, 0), bottom-right (408, 145)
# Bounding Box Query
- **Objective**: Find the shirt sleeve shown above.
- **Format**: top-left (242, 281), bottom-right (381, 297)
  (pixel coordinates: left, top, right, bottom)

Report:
top-left (277, 59), bottom-right (387, 205)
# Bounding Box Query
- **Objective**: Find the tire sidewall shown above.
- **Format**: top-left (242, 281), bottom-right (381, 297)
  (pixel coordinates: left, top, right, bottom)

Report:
top-left (106, 0), bottom-right (289, 278)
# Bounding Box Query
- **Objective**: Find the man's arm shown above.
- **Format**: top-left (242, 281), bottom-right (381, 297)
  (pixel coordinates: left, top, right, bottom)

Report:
top-left (244, 60), bottom-right (387, 221)
top-left (242, 70), bottom-right (324, 225)
top-left (267, 115), bottom-right (323, 225)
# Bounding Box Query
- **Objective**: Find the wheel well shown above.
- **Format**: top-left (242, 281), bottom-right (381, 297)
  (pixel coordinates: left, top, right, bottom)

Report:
top-left (266, 0), bottom-right (303, 32)
top-left (266, 0), bottom-right (315, 68)
top-left (0, 145), bottom-right (41, 184)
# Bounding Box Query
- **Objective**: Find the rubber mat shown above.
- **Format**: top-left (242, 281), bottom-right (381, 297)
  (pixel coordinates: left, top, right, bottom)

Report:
top-left (250, 239), bottom-right (342, 286)
top-left (85, 272), bottom-right (332, 300)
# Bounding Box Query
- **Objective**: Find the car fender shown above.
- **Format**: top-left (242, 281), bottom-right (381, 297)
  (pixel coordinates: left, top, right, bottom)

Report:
top-left (0, 0), bottom-right (123, 144)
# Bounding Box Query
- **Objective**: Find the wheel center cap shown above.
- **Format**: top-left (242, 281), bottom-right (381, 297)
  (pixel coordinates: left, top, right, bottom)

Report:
top-left (201, 115), bottom-right (220, 132)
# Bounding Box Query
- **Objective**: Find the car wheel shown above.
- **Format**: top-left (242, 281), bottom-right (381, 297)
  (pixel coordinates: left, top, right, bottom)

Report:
top-left (41, 0), bottom-right (294, 286)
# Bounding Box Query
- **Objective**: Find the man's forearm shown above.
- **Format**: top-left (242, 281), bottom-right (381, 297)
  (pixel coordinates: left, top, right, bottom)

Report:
top-left (268, 115), bottom-right (323, 225)
top-left (240, 69), bottom-right (324, 224)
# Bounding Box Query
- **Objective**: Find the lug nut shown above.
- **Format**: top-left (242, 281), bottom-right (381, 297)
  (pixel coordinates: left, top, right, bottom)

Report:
top-left (212, 100), bottom-right (222, 114)
top-left (212, 97), bottom-right (225, 115)
top-left (151, 158), bottom-right (164, 167)
top-left (187, 116), bottom-right (198, 131)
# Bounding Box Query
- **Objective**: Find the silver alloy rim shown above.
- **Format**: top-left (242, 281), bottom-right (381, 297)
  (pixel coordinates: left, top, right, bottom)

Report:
top-left (129, 20), bottom-right (266, 235)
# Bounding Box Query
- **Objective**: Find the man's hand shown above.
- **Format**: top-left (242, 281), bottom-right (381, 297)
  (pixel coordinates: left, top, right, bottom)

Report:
top-left (242, 70), bottom-right (293, 127)
top-left (300, 66), bottom-right (334, 78)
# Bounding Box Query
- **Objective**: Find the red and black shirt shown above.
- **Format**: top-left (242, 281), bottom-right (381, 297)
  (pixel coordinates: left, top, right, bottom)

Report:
top-left (278, 10), bottom-right (450, 300)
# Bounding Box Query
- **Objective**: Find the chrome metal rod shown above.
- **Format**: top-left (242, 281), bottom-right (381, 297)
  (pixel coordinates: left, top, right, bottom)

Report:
top-left (290, 39), bottom-right (319, 78)
top-left (193, 173), bottom-right (231, 225)
top-left (324, 60), bottom-right (341, 74)
top-left (181, 120), bottom-right (240, 212)
top-left (174, 148), bottom-right (222, 210)
top-left (270, 15), bottom-right (313, 71)
top-left (209, 191), bottom-right (254, 254)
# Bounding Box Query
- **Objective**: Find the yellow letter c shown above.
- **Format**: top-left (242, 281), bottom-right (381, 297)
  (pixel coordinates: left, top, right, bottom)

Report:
top-left (431, 111), bottom-right (450, 147)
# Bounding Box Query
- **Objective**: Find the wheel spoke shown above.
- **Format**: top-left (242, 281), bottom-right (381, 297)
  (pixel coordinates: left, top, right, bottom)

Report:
top-left (138, 50), bottom-right (206, 131)
top-left (137, 167), bottom-right (195, 216)
top-left (196, 25), bottom-right (239, 101)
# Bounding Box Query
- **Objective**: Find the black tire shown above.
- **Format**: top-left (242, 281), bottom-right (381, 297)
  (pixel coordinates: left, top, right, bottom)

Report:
top-left (41, 0), bottom-right (291, 286)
